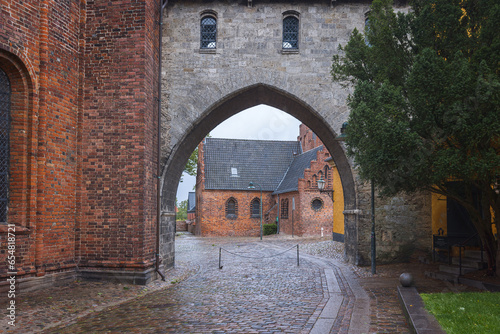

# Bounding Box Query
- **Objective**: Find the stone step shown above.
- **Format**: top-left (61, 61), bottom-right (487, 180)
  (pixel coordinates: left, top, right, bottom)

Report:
top-left (425, 270), bottom-right (458, 284)
top-left (451, 257), bottom-right (487, 269)
top-left (439, 264), bottom-right (477, 275)
top-left (464, 250), bottom-right (487, 261)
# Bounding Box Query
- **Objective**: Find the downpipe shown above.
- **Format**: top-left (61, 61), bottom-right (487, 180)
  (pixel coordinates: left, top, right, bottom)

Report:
top-left (155, 0), bottom-right (169, 282)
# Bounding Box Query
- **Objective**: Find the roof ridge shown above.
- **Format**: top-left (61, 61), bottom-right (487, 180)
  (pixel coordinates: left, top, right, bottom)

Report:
top-left (206, 137), bottom-right (299, 144)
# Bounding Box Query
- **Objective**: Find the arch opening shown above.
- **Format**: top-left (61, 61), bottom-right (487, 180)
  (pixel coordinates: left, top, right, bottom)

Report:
top-left (160, 83), bottom-right (358, 267)
top-left (162, 83), bottom-right (355, 212)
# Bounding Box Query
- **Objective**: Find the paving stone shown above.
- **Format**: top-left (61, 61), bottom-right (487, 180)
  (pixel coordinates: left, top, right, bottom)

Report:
top-left (4, 233), bottom-right (473, 333)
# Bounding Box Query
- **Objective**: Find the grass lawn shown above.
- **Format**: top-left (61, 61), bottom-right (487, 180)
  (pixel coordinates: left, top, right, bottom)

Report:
top-left (421, 292), bottom-right (500, 334)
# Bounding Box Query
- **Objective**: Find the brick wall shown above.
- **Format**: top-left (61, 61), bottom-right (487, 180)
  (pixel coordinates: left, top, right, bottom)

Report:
top-left (197, 189), bottom-right (275, 237)
top-left (298, 124), bottom-right (325, 153)
top-left (78, 0), bottom-right (159, 276)
top-left (0, 0), bottom-right (161, 285)
top-left (277, 149), bottom-right (333, 236)
top-left (0, 0), bottom-right (81, 280)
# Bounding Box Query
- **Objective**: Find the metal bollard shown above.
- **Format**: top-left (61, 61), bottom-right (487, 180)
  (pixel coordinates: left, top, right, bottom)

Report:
top-left (219, 248), bottom-right (223, 269)
top-left (297, 244), bottom-right (299, 266)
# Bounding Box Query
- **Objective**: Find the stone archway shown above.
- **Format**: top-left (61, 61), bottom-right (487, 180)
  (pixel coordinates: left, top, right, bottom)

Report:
top-left (160, 83), bottom-right (359, 268)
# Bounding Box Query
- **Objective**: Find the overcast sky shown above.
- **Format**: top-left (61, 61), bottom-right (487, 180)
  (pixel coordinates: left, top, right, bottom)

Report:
top-left (176, 104), bottom-right (302, 202)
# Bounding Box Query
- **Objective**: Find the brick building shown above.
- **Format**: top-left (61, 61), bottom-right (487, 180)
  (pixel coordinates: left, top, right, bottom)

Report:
top-left (195, 124), bottom-right (339, 237)
top-left (0, 0), bottom-right (162, 289)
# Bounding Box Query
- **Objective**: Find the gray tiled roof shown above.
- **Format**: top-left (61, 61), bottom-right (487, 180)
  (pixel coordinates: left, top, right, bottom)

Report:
top-left (273, 146), bottom-right (323, 195)
top-left (187, 192), bottom-right (196, 213)
top-left (204, 138), bottom-right (302, 191)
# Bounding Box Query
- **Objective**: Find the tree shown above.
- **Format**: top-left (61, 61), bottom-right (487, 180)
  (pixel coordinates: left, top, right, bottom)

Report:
top-left (184, 147), bottom-right (198, 177)
top-left (176, 198), bottom-right (188, 221)
top-left (332, 0), bottom-right (500, 275)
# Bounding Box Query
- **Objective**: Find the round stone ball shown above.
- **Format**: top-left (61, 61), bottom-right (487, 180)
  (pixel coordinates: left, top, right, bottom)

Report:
top-left (399, 273), bottom-right (414, 287)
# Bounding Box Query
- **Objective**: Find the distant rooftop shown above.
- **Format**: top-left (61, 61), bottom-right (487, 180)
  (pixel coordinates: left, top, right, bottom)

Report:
top-left (273, 146), bottom-right (323, 195)
top-left (203, 138), bottom-right (302, 191)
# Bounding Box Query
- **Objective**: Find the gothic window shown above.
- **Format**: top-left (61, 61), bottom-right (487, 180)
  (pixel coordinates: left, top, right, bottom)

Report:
top-left (311, 198), bottom-right (324, 211)
top-left (364, 13), bottom-right (371, 46)
top-left (250, 197), bottom-right (261, 218)
top-left (0, 68), bottom-right (10, 223)
top-left (226, 197), bottom-right (238, 219)
top-left (282, 15), bottom-right (299, 49)
top-left (200, 14), bottom-right (217, 49)
top-left (281, 198), bottom-right (289, 219)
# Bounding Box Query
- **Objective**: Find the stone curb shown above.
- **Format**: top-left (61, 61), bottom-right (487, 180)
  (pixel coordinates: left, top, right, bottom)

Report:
top-left (397, 286), bottom-right (446, 334)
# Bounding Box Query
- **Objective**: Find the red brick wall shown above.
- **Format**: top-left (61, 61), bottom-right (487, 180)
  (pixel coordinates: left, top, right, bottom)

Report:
top-left (197, 189), bottom-right (275, 237)
top-left (0, 0), bottom-right (81, 279)
top-left (298, 124), bottom-right (325, 153)
top-left (277, 149), bottom-right (333, 236)
top-left (78, 0), bottom-right (159, 271)
top-left (297, 149), bottom-right (333, 236)
top-left (0, 0), bottom-right (160, 283)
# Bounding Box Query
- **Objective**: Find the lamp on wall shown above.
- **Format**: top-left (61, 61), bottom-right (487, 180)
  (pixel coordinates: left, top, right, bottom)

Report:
top-left (317, 176), bottom-right (333, 201)
top-left (248, 181), bottom-right (263, 241)
top-left (334, 122), bottom-right (348, 141)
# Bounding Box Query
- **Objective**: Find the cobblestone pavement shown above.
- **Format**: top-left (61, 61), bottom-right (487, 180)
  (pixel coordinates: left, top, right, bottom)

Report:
top-left (40, 234), bottom-right (369, 333)
top-left (1, 233), bottom-right (478, 333)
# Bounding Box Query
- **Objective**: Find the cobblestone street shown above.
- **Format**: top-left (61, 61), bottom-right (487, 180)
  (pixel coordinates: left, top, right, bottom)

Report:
top-left (6, 233), bottom-right (472, 333)
top-left (40, 234), bottom-right (370, 333)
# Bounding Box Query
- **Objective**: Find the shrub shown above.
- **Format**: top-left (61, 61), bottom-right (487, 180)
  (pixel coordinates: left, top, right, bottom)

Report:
top-left (263, 224), bottom-right (277, 236)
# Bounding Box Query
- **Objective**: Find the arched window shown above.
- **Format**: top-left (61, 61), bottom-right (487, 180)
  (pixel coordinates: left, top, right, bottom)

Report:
top-left (281, 198), bottom-right (289, 219)
top-left (250, 197), bottom-right (261, 218)
top-left (0, 68), bottom-right (10, 223)
top-left (226, 197), bottom-right (238, 219)
top-left (200, 14), bottom-right (217, 49)
top-left (282, 15), bottom-right (299, 49)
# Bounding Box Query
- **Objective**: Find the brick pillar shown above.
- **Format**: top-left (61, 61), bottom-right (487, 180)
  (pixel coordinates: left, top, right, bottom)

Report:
top-left (78, 0), bottom-right (159, 284)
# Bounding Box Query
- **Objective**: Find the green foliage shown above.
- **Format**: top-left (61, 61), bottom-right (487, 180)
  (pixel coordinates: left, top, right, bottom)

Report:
top-left (421, 292), bottom-right (500, 334)
top-left (263, 224), bottom-right (277, 236)
top-left (331, 0), bottom-right (500, 273)
top-left (184, 147), bottom-right (198, 177)
top-left (176, 199), bottom-right (188, 221)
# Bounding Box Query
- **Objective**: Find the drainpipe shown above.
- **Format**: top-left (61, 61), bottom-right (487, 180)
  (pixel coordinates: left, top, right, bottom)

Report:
top-left (155, 0), bottom-right (169, 282)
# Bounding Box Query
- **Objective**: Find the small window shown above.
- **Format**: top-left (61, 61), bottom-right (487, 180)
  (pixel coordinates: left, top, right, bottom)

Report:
top-left (226, 197), bottom-right (238, 219)
top-left (364, 14), bottom-right (371, 46)
top-left (282, 16), bottom-right (299, 49)
top-left (311, 198), bottom-right (324, 211)
top-left (231, 167), bottom-right (238, 177)
top-left (251, 198), bottom-right (261, 218)
top-left (0, 68), bottom-right (11, 223)
top-left (201, 15), bottom-right (217, 49)
top-left (281, 198), bottom-right (289, 219)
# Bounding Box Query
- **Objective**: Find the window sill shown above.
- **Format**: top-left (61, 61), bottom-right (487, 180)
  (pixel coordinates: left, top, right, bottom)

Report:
top-left (251, 214), bottom-right (261, 219)
top-left (281, 49), bottom-right (299, 55)
top-left (199, 48), bottom-right (217, 54)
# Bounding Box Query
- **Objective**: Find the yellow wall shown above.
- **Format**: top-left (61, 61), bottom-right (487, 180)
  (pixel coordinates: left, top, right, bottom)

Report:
top-left (431, 192), bottom-right (497, 236)
top-left (432, 192), bottom-right (447, 235)
top-left (332, 165), bottom-right (345, 235)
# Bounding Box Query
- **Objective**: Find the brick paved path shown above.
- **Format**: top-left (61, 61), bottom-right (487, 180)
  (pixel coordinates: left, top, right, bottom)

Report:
top-left (40, 234), bottom-right (370, 333)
